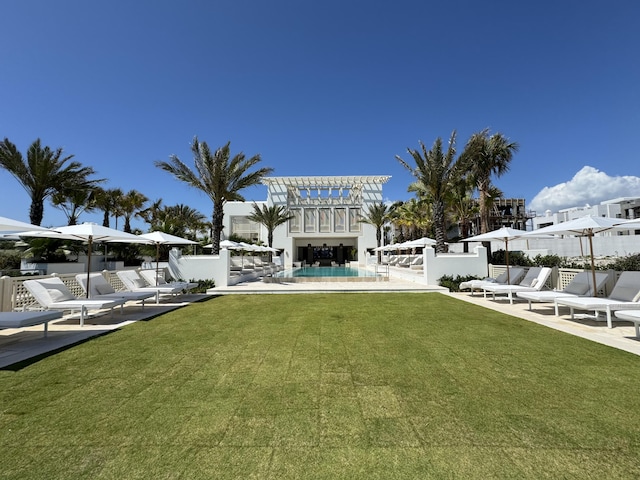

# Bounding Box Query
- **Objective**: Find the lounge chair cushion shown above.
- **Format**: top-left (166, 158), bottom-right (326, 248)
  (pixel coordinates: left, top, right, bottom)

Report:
top-left (132, 278), bottom-right (147, 288)
top-left (563, 280), bottom-right (591, 295)
top-left (46, 284), bottom-right (75, 303)
top-left (493, 271), bottom-right (509, 284)
top-left (95, 283), bottom-right (114, 295)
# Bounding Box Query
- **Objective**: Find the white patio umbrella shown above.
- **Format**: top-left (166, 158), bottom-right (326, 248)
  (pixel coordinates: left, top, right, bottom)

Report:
top-left (220, 239), bottom-right (241, 249)
top-left (16, 223), bottom-right (151, 298)
top-left (401, 237), bottom-right (437, 248)
top-left (0, 215), bottom-right (50, 232)
top-left (236, 242), bottom-right (260, 267)
top-left (380, 243), bottom-right (402, 251)
top-left (523, 216), bottom-right (624, 297)
top-left (137, 231), bottom-right (198, 280)
top-left (614, 218), bottom-right (640, 230)
top-left (463, 227), bottom-right (531, 284)
top-left (204, 239), bottom-right (242, 250)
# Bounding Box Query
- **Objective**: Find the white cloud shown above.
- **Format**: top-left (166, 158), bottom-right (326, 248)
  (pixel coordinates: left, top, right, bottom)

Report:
top-left (529, 166), bottom-right (640, 214)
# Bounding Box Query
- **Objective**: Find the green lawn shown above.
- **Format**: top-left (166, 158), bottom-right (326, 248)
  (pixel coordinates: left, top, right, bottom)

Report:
top-left (1, 293), bottom-right (640, 479)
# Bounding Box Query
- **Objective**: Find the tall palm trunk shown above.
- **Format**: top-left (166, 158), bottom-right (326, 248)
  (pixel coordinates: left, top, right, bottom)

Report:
top-left (211, 203), bottom-right (224, 254)
top-left (478, 178), bottom-right (490, 234)
top-left (30, 199), bottom-right (45, 226)
top-left (433, 201), bottom-right (447, 253)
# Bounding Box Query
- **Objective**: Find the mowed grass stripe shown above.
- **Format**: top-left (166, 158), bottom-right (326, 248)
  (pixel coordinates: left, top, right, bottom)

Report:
top-left (1, 293), bottom-right (639, 479)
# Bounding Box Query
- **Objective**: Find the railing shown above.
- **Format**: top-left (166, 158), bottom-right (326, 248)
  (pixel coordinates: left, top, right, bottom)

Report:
top-left (374, 264), bottom-right (389, 278)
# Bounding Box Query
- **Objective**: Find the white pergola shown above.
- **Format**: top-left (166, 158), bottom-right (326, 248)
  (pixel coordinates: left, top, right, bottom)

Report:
top-left (262, 175), bottom-right (391, 187)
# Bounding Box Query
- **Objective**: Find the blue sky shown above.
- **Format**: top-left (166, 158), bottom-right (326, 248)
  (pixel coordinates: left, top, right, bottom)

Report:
top-left (1, 0), bottom-right (639, 230)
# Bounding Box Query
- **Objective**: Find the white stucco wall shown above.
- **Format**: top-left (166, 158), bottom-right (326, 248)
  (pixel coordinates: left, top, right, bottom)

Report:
top-left (422, 246), bottom-right (489, 285)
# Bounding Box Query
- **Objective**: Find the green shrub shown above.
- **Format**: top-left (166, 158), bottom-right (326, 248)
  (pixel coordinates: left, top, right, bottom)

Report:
top-left (188, 278), bottom-right (215, 293)
top-left (604, 253), bottom-right (640, 271)
top-left (490, 249), bottom-right (532, 267)
top-left (0, 251), bottom-right (21, 270)
top-left (530, 254), bottom-right (567, 268)
top-left (439, 274), bottom-right (481, 292)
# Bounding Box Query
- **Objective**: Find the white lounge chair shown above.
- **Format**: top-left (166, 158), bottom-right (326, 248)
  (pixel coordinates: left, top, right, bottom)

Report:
top-left (0, 311), bottom-right (63, 337)
top-left (230, 257), bottom-right (256, 274)
top-left (554, 271), bottom-right (640, 328)
top-left (396, 256), bottom-right (412, 267)
top-left (409, 256), bottom-right (424, 270)
top-left (516, 271), bottom-right (610, 312)
top-left (481, 267), bottom-right (552, 304)
top-left (116, 270), bottom-right (186, 304)
top-left (75, 273), bottom-right (156, 310)
top-left (139, 270), bottom-right (198, 291)
top-left (614, 310), bottom-right (640, 338)
top-left (459, 267), bottom-right (526, 295)
top-left (23, 277), bottom-right (125, 327)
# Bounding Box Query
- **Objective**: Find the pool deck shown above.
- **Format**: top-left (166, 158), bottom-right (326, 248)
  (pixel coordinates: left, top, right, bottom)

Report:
top-left (2, 266), bottom-right (640, 369)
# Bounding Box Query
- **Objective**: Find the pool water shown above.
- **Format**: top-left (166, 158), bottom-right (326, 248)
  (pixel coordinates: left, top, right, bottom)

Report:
top-left (280, 266), bottom-right (377, 278)
top-left (265, 266), bottom-right (386, 283)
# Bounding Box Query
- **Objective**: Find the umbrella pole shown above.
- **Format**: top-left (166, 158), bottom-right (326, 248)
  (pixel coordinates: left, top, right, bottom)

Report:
top-left (588, 233), bottom-right (598, 297)
top-left (155, 243), bottom-right (160, 286)
top-left (85, 237), bottom-right (92, 298)
top-left (505, 239), bottom-right (510, 284)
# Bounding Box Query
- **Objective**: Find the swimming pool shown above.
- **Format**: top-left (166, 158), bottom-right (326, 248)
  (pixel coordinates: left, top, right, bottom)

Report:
top-left (264, 266), bottom-right (387, 283)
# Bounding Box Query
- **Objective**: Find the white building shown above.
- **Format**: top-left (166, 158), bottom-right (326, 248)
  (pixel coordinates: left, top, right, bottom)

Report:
top-left (223, 175), bottom-right (390, 269)
top-left (532, 196), bottom-right (640, 231)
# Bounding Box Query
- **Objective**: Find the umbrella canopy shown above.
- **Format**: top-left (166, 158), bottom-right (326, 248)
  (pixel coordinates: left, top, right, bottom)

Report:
top-left (237, 242), bottom-right (260, 252)
top-left (523, 216), bottom-right (624, 297)
top-left (400, 237), bottom-right (437, 248)
top-left (0, 216), bottom-right (50, 232)
top-left (373, 243), bottom-right (396, 252)
top-left (16, 223), bottom-right (150, 298)
top-left (463, 227), bottom-right (531, 284)
top-left (614, 218), bottom-right (640, 230)
top-left (138, 231), bottom-right (198, 246)
top-left (137, 231), bottom-right (198, 279)
top-left (220, 239), bottom-right (241, 249)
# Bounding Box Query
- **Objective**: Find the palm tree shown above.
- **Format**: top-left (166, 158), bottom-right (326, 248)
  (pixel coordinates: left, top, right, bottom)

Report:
top-left (93, 188), bottom-right (123, 227)
top-left (447, 174), bottom-right (478, 247)
top-left (155, 138), bottom-right (274, 254)
top-left (461, 129), bottom-right (519, 234)
top-left (161, 204), bottom-right (207, 239)
top-left (387, 201), bottom-right (408, 243)
top-left (391, 199), bottom-right (432, 242)
top-left (139, 198), bottom-right (164, 230)
top-left (246, 203), bottom-right (293, 248)
top-left (119, 189), bottom-right (148, 233)
top-left (51, 187), bottom-right (97, 225)
top-left (360, 202), bottom-right (391, 262)
top-left (396, 131), bottom-right (463, 252)
top-left (0, 138), bottom-right (103, 225)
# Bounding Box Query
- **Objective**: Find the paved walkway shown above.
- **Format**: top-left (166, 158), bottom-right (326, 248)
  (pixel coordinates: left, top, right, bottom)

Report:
top-left (3, 271), bottom-right (640, 369)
